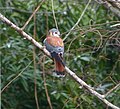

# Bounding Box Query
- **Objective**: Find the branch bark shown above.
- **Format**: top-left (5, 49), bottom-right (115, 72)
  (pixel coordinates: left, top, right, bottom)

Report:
top-left (95, 0), bottom-right (120, 18)
top-left (0, 13), bottom-right (120, 109)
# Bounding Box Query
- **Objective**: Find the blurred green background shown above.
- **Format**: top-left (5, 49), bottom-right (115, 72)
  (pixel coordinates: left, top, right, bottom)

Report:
top-left (1, 0), bottom-right (120, 109)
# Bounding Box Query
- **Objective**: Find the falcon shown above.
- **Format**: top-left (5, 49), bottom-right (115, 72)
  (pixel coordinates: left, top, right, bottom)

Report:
top-left (44, 28), bottom-right (65, 77)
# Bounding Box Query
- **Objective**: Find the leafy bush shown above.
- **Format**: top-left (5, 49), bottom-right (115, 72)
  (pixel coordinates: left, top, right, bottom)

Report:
top-left (1, 0), bottom-right (120, 109)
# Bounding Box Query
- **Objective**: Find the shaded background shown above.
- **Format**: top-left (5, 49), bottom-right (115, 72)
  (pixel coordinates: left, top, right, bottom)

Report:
top-left (1, 0), bottom-right (120, 109)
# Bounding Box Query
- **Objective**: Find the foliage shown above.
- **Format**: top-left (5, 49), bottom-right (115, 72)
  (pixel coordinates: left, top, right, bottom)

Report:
top-left (1, 0), bottom-right (120, 109)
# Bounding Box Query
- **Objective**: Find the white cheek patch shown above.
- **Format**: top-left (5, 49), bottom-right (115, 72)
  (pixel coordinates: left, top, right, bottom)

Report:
top-left (53, 34), bottom-right (59, 37)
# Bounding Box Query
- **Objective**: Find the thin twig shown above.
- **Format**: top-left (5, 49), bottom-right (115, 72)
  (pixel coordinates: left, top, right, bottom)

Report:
top-left (0, 7), bottom-right (68, 15)
top-left (110, 23), bottom-right (120, 27)
top-left (0, 13), bottom-right (51, 57)
top-left (65, 67), bottom-right (120, 109)
top-left (0, 13), bottom-right (120, 109)
top-left (1, 61), bottom-right (32, 93)
top-left (21, 0), bottom-right (45, 30)
top-left (92, 29), bottom-right (103, 53)
top-left (51, 0), bottom-right (58, 30)
top-left (33, 12), bottom-right (40, 109)
top-left (66, 28), bottom-right (96, 61)
top-left (95, 54), bottom-right (120, 89)
top-left (95, 0), bottom-right (120, 18)
top-left (63, 0), bottom-right (91, 41)
top-left (104, 83), bottom-right (120, 98)
top-left (42, 55), bottom-right (53, 109)
top-left (45, 11), bottom-right (49, 34)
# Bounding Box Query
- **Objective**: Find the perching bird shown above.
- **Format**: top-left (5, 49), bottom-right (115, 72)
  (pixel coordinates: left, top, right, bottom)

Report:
top-left (44, 28), bottom-right (65, 77)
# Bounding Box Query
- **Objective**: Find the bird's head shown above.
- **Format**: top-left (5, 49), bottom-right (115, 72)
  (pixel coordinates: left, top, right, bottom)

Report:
top-left (48, 28), bottom-right (60, 37)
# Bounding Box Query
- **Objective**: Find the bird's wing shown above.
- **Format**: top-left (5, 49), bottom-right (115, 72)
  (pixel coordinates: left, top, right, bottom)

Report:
top-left (44, 37), bottom-right (64, 54)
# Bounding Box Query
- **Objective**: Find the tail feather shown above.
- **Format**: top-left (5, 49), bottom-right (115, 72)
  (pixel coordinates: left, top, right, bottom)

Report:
top-left (51, 52), bottom-right (65, 77)
top-left (54, 59), bottom-right (65, 76)
top-left (51, 52), bottom-right (65, 66)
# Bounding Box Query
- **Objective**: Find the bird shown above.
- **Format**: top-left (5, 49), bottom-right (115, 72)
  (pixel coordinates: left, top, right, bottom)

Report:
top-left (44, 28), bottom-right (65, 77)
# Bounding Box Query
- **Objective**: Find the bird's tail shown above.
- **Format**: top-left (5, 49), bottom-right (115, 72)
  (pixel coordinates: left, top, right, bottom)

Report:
top-left (54, 59), bottom-right (65, 76)
top-left (51, 52), bottom-right (65, 77)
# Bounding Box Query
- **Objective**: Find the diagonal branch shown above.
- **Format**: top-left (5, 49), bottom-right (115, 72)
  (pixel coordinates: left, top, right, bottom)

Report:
top-left (21, 0), bottom-right (45, 30)
top-left (33, 12), bottom-right (40, 109)
top-left (63, 0), bottom-right (91, 41)
top-left (94, 0), bottom-right (120, 18)
top-left (42, 56), bottom-right (53, 109)
top-left (51, 0), bottom-right (58, 30)
top-left (0, 13), bottom-right (119, 109)
top-left (1, 61), bottom-right (33, 93)
top-left (104, 82), bottom-right (120, 98)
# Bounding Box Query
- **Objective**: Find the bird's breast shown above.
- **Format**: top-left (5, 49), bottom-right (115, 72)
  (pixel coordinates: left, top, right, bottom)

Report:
top-left (46, 37), bottom-right (64, 47)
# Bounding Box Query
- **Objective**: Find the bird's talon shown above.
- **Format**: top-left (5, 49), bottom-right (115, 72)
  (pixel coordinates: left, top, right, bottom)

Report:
top-left (42, 46), bottom-right (46, 50)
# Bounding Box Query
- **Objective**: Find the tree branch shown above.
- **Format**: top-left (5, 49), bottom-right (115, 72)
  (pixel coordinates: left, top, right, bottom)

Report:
top-left (0, 13), bottom-right (119, 109)
top-left (21, 0), bottom-right (45, 30)
top-left (63, 0), bottom-right (91, 41)
top-left (104, 83), bottom-right (120, 97)
top-left (95, 0), bottom-right (120, 18)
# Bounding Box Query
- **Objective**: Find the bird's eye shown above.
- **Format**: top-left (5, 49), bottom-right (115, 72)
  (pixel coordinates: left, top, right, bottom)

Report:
top-left (55, 32), bottom-right (57, 34)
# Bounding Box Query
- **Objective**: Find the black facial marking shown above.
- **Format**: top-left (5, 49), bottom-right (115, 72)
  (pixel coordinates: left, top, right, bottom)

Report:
top-left (55, 32), bottom-right (57, 34)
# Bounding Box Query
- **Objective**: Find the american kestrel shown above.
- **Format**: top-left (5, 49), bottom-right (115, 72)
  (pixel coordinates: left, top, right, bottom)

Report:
top-left (44, 28), bottom-right (65, 77)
